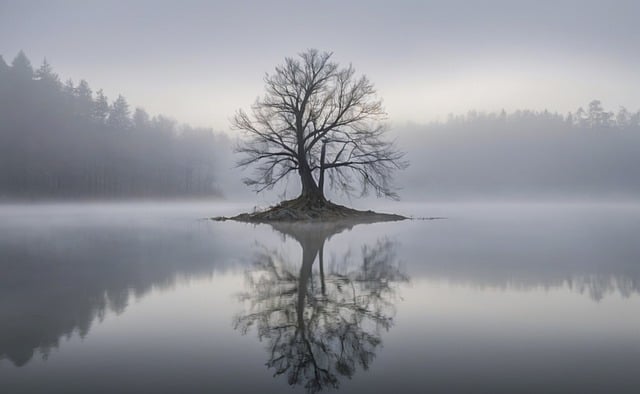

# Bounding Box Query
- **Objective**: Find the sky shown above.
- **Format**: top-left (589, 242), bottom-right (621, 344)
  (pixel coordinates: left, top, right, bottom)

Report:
top-left (1, 0), bottom-right (639, 131)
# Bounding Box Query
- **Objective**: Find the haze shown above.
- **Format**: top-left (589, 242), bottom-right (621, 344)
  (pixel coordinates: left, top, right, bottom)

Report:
top-left (3, 2), bottom-right (640, 393)
top-left (2, 0), bottom-right (639, 130)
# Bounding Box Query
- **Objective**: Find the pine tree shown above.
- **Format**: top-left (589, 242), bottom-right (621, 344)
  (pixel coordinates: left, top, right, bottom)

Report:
top-left (575, 107), bottom-right (587, 127)
top-left (565, 112), bottom-right (574, 126)
top-left (133, 107), bottom-right (150, 129)
top-left (616, 107), bottom-right (631, 128)
top-left (107, 94), bottom-right (132, 130)
top-left (93, 89), bottom-right (109, 124)
top-left (75, 80), bottom-right (93, 118)
top-left (35, 58), bottom-right (61, 88)
top-left (62, 79), bottom-right (75, 95)
top-left (0, 55), bottom-right (9, 73)
top-left (75, 79), bottom-right (92, 101)
top-left (11, 50), bottom-right (33, 79)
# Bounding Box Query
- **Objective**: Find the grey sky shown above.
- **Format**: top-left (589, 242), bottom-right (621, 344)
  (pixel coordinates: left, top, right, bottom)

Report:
top-left (2, 0), bottom-right (639, 131)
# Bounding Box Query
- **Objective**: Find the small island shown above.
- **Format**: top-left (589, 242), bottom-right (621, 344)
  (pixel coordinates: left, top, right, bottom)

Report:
top-left (216, 49), bottom-right (409, 222)
top-left (215, 195), bottom-right (406, 223)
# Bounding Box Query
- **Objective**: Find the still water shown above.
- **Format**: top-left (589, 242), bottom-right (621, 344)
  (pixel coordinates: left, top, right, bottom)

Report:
top-left (1, 202), bottom-right (639, 393)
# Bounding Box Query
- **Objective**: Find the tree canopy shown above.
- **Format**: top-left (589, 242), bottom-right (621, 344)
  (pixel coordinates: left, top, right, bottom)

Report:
top-left (233, 49), bottom-right (408, 201)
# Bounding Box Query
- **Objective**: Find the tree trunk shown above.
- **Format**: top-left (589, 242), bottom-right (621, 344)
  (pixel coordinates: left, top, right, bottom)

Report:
top-left (318, 141), bottom-right (327, 195)
top-left (298, 159), bottom-right (324, 201)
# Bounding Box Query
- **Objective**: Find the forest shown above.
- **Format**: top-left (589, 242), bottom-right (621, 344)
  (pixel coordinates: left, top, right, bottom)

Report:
top-left (1, 50), bottom-right (639, 201)
top-left (395, 103), bottom-right (640, 200)
top-left (0, 51), bottom-right (231, 199)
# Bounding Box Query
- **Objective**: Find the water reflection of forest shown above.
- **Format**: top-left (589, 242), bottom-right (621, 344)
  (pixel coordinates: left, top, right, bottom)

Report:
top-left (1, 218), bottom-right (638, 371)
top-left (430, 274), bottom-right (640, 302)
top-left (0, 222), bottom-right (227, 367)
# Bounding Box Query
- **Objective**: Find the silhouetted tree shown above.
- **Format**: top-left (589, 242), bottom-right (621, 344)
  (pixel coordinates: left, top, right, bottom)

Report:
top-left (11, 50), bottom-right (33, 80)
top-left (233, 49), bottom-right (407, 201)
top-left (75, 80), bottom-right (93, 118)
top-left (75, 80), bottom-right (92, 99)
top-left (35, 58), bottom-right (60, 88)
top-left (133, 107), bottom-right (150, 129)
top-left (107, 94), bottom-right (131, 130)
top-left (62, 78), bottom-right (75, 95)
top-left (587, 99), bottom-right (613, 128)
top-left (93, 88), bottom-right (109, 124)
top-left (0, 55), bottom-right (8, 72)
top-left (616, 106), bottom-right (631, 128)
top-left (565, 112), bottom-right (574, 126)
top-left (575, 106), bottom-right (587, 127)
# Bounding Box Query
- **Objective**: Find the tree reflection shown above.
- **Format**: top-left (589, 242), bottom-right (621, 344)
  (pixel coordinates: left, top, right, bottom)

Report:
top-left (234, 222), bottom-right (407, 393)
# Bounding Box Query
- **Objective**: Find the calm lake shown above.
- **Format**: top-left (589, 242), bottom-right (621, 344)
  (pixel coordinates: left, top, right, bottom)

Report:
top-left (1, 202), bottom-right (639, 393)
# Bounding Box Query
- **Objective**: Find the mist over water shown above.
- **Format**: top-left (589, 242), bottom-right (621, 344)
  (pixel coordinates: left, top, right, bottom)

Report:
top-left (1, 202), bottom-right (639, 393)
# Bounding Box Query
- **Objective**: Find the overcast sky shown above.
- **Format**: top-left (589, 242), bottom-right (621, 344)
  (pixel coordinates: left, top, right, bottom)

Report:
top-left (2, 0), bottom-right (639, 131)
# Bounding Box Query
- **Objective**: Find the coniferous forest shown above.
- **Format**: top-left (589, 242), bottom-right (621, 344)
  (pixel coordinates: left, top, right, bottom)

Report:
top-left (0, 51), bottom-right (230, 199)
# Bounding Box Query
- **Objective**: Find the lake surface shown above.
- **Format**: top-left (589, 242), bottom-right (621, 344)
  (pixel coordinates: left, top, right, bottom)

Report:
top-left (1, 202), bottom-right (639, 393)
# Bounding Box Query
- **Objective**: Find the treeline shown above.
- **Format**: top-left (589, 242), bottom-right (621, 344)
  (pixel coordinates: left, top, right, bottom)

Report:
top-left (0, 51), bottom-right (229, 199)
top-left (444, 100), bottom-right (640, 129)
top-left (396, 103), bottom-right (640, 200)
top-left (2, 50), bottom-right (638, 201)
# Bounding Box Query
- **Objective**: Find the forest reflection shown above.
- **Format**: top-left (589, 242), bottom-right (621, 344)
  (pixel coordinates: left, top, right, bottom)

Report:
top-left (2, 210), bottom-right (639, 372)
top-left (234, 222), bottom-right (408, 393)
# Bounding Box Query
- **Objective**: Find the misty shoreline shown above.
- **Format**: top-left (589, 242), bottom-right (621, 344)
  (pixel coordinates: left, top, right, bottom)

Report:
top-left (2, 52), bottom-right (640, 204)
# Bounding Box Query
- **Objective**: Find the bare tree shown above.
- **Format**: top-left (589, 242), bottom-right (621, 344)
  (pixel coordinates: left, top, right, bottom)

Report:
top-left (233, 49), bottom-right (407, 202)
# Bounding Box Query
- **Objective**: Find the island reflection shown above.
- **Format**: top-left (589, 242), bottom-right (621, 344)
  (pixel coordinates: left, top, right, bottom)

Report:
top-left (234, 222), bottom-right (408, 393)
